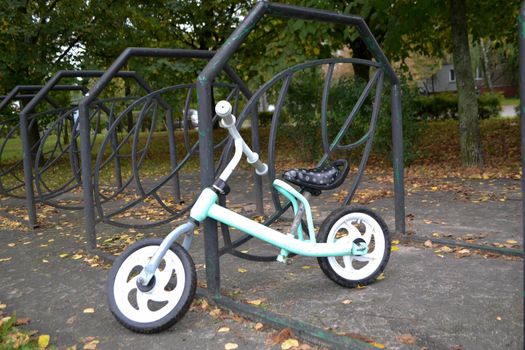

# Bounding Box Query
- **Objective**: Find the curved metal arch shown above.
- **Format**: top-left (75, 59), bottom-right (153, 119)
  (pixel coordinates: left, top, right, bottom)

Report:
top-left (218, 58), bottom-right (385, 261)
top-left (91, 82), bottom-right (243, 229)
top-left (196, 2), bottom-right (405, 294)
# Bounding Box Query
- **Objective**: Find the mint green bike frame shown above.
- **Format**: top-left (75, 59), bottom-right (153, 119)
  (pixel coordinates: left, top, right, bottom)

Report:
top-left (137, 101), bottom-right (356, 287)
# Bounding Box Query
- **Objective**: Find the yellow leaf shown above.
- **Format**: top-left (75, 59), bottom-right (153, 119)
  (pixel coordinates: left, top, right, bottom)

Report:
top-left (83, 340), bottom-right (99, 350)
top-left (42, 259), bottom-right (49, 263)
top-left (209, 308), bottom-right (221, 318)
top-left (38, 334), bottom-right (50, 349)
top-left (423, 219), bottom-right (432, 224)
top-left (342, 299), bottom-right (352, 305)
top-left (59, 253), bottom-right (69, 258)
top-left (7, 243), bottom-right (15, 247)
top-left (506, 239), bottom-right (518, 245)
top-left (376, 273), bottom-right (385, 281)
top-left (391, 246), bottom-right (399, 252)
top-left (224, 343), bottom-right (238, 350)
top-left (247, 299), bottom-right (264, 306)
top-left (72, 254), bottom-right (83, 260)
top-left (237, 268), bottom-right (247, 273)
top-left (391, 240), bottom-right (400, 245)
top-left (0, 257), bottom-right (12, 262)
top-left (371, 341), bottom-right (385, 349)
top-left (83, 308), bottom-right (95, 314)
top-left (218, 327), bottom-right (230, 333)
top-left (281, 338), bottom-right (299, 349)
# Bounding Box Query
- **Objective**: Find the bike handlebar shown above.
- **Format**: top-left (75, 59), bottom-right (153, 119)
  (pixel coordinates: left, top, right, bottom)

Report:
top-left (215, 100), bottom-right (268, 177)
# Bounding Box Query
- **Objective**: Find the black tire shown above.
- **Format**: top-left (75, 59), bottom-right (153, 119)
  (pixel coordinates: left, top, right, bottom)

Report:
top-left (317, 206), bottom-right (390, 288)
top-left (107, 238), bottom-right (196, 333)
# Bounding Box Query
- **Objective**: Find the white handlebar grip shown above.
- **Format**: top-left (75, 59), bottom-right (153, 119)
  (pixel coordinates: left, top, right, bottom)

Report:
top-left (215, 100), bottom-right (232, 118)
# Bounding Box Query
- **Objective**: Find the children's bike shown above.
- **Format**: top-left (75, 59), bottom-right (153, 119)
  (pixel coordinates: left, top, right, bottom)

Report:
top-left (107, 101), bottom-right (390, 333)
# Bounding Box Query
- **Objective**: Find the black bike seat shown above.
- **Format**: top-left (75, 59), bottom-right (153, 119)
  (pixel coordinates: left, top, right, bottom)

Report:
top-left (282, 159), bottom-right (349, 194)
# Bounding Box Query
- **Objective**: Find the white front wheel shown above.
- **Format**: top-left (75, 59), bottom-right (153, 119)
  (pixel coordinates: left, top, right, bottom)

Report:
top-left (107, 238), bottom-right (196, 333)
top-left (317, 206), bottom-right (390, 288)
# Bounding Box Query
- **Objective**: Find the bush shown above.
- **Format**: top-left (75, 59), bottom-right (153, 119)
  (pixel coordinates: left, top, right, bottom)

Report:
top-left (278, 67), bottom-right (421, 164)
top-left (415, 92), bottom-right (502, 120)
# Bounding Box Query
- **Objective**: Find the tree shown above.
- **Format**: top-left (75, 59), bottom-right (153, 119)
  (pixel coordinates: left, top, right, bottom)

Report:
top-left (449, 0), bottom-right (482, 166)
top-left (379, 0), bottom-right (520, 167)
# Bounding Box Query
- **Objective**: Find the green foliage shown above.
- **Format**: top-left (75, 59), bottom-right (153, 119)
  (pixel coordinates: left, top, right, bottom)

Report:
top-left (414, 92), bottom-right (502, 120)
top-left (280, 67), bottom-right (421, 164)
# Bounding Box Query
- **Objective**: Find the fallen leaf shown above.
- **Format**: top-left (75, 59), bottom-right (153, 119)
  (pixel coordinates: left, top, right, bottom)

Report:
top-left (396, 334), bottom-right (416, 344)
top-left (0, 257), bottom-right (12, 263)
top-left (14, 317), bottom-right (30, 326)
top-left (423, 219), bottom-right (433, 224)
top-left (341, 299), bottom-right (352, 305)
top-left (424, 240), bottom-right (433, 248)
top-left (66, 316), bottom-right (77, 325)
top-left (218, 327), bottom-right (230, 333)
top-left (224, 343), bottom-right (238, 350)
top-left (271, 328), bottom-right (293, 345)
top-left (455, 248), bottom-right (472, 258)
top-left (7, 243), bottom-right (15, 247)
top-left (0, 304), bottom-right (6, 310)
top-left (38, 334), bottom-right (50, 349)
top-left (42, 259), bottom-right (49, 263)
top-left (391, 246), bottom-right (399, 252)
top-left (209, 308), bottom-right (221, 318)
top-left (496, 316), bottom-right (502, 321)
top-left (391, 240), bottom-right (400, 244)
top-left (371, 342), bottom-right (385, 349)
top-left (83, 308), bottom-right (95, 314)
top-left (237, 268), bottom-right (247, 273)
top-left (247, 299), bottom-right (263, 306)
top-left (281, 338), bottom-right (299, 349)
top-left (506, 239), bottom-right (518, 245)
top-left (376, 273), bottom-right (385, 281)
top-left (72, 254), bottom-right (83, 260)
top-left (59, 253), bottom-right (69, 258)
top-left (83, 339), bottom-right (99, 350)
top-left (254, 322), bottom-right (264, 331)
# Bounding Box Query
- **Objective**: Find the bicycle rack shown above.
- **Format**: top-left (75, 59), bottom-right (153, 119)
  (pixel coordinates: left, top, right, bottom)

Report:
top-left (77, 48), bottom-right (262, 255)
top-left (0, 85), bottom-right (88, 200)
top-left (195, 2), bottom-right (404, 347)
top-left (18, 70), bottom-right (156, 228)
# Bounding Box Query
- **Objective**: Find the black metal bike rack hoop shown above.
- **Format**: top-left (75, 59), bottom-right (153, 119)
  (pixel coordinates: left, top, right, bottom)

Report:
top-left (0, 84), bottom-right (89, 201)
top-left (193, 2), bottom-right (405, 348)
top-left (196, 0), bottom-right (404, 294)
top-left (18, 70), bottom-right (155, 228)
top-left (77, 48), bottom-right (264, 254)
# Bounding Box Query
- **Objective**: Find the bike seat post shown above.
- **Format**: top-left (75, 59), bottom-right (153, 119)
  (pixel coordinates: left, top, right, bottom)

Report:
top-left (289, 192), bottom-right (311, 239)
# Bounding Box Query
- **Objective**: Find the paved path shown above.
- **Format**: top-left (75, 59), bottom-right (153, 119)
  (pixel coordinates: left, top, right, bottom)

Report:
top-left (0, 172), bottom-right (523, 349)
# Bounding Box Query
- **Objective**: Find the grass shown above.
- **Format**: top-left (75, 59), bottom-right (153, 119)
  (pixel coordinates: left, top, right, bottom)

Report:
top-left (0, 117), bottom-right (521, 197)
top-left (0, 312), bottom-right (51, 350)
top-left (502, 98), bottom-right (520, 106)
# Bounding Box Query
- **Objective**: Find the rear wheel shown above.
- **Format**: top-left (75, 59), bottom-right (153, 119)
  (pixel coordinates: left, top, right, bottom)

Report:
top-left (317, 206), bottom-right (390, 288)
top-left (107, 238), bottom-right (196, 333)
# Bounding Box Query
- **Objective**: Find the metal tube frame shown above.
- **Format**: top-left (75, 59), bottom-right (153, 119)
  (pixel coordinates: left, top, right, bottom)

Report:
top-left (78, 48), bottom-right (259, 253)
top-left (18, 70), bottom-right (150, 228)
top-left (197, 0), bottom-right (404, 296)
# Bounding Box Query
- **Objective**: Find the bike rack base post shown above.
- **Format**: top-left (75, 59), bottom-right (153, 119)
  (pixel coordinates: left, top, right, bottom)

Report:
top-left (197, 288), bottom-right (375, 349)
top-left (391, 84), bottom-right (405, 235)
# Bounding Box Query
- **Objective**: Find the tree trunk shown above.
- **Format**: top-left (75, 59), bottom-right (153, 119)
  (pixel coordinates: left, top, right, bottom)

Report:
top-left (349, 38), bottom-right (372, 81)
top-left (479, 38), bottom-right (493, 91)
top-left (449, 0), bottom-right (483, 167)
